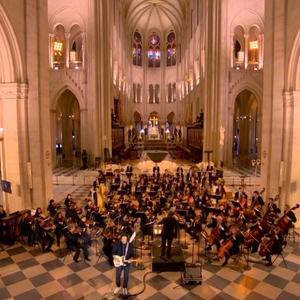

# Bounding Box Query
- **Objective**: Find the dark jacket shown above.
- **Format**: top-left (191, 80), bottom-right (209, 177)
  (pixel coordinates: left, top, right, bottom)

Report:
top-left (112, 240), bottom-right (134, 260)
top-left (159, 216), bottom-right (177, 237)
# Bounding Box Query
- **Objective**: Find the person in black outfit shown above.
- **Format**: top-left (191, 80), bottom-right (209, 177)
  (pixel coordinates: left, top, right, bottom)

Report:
top-left (47, 199), bottom-right (60, 218)
top-left (112, 234), bottom-right (134, 298)
top-left (234, 187), bottom-right (248, 200)
top-left (35, 219), bottom-right (54, 252)
top-left (153, 163), bottom-right (160, 175)
top-left (67, 203), bottom-right (82, 224)
top-left (262, 226), bottom-right (285, 266)
top-left (65, 226), bottom-right (90, 262)
top-left (158, 210), bottom-right (177, 259)
top-left (282, 204), bottom-right (297, 236)
top-left (20, 212), bottom-right (37, 246)
top-left (245, 218), bottom-right (264, 253)
top-left (0, 205), bottom-right (7, 220)
top-left (220, 225), bottom-right (241, 267)
top-left (82, 150), bottom-right (88, 169)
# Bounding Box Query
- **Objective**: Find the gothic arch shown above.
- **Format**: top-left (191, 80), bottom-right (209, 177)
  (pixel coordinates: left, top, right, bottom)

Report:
top-left (0, 4), bottom-right (24, 83)
top-left (50, 82), bottom-right (85, 111)
top-left (286, 28), bottom-right (300, 91)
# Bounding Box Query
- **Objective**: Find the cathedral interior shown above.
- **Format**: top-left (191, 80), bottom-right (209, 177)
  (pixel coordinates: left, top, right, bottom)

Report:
top-left (1, 0), bottom-right (300, 300)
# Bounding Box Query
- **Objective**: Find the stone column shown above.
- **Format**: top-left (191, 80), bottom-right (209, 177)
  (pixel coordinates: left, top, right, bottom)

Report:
top-left (81, 32), bottom-right (86, 69)
top-left (230, 32), bottom-right (234, 68)
top-left (65, 32), bottom-right (71, 68)
top-left (49, 33), bottom-right (54, 69)
top-left (259, 34), bottom-right (264, 69)
top-left (50, 110), bottom-right (57, 167)
top-left (244, 34), bottom-right (249, 69)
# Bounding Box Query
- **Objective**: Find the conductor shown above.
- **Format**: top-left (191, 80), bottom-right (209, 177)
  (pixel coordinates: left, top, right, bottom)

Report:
top-left (159, 210), bottom-right (177, 259)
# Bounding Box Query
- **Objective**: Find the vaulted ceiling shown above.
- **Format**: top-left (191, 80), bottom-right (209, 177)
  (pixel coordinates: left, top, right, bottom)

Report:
top-left (123, 0), bottom-right (189, 37)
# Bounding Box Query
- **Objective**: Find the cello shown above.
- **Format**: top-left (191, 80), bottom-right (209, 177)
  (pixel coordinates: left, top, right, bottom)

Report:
top-left (217, 226), bottom-right (240, 259)
top-left (273, 203), bottom-right (299, 233)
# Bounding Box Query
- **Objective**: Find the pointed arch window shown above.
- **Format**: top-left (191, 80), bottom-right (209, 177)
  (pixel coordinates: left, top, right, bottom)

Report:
top-left (148, 33), bottom-right (160, 68)
top-left (166, 31), bottom-right (176, 67)
top-left (133, 30), bottom-right (142, 66)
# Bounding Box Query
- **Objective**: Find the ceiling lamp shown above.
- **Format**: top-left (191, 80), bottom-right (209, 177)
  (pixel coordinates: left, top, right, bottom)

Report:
top-left (249, 40), bottom-right (259, 50)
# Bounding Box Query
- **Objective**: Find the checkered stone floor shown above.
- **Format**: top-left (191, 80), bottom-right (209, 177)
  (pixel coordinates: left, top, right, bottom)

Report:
top-left (1, 228), bottom-right (300, 300)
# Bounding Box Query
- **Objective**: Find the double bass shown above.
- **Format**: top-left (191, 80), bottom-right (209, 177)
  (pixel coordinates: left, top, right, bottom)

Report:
top-left (274, 204), bottom-right (299, 233)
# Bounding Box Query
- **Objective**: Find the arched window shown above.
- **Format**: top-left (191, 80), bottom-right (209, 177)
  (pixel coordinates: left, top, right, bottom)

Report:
top-left (167, 83), bottom-right (172, 103)
top-left (137, 84), bottom-right (141, 103)
top-left (172, 83), bottom-right (176, 102)
top-left (149, 84), bottom-right (154, 103)
top-left (148, 33), bottom-right (160, 68)
top-left (166, 31), bottom-right (176, 67)
top-left (133, 83), bottom-right (136, 102)
top-left (133, 31), bottom-right (142, 66)
top-left (155, 84), bottom-right (160, 103)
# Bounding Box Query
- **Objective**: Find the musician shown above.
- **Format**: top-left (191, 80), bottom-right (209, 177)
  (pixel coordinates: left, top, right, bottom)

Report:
top-left (153, 163), bottom-right (160, 175)
top-left (186, 210), bottom-right (202, 241)
top-left (150, 200), bottom-right (161, 217)
top-left (215, 184), bottom-right (225, 198)
top-left (187, 200), bottom-right (196, 221)
top-left (245, 218), bottom-right (264, 253)
top-left (47, 199), bottom-right (60, 218)
top-left (114, 170), bottom-right (120, 184)
top-left (126, 163), bottom-right (133, 178)
top-left (53, 212), bottom-right (68, 247)
top-left (0, 205), bottom-right (7, 220)
top-left (220, 225), bottom-right (240, 267)
top-left (235, 187), bottom-right (248, 200)
top-left (139, 194), bottom-right (148, 211)
top-left (64, 194), bottom-right (72, 211)
top-left (35, 219), bottom-right (54, 252)
top-left (98, 170), bottom-right (105, 183)
top-left (205, 215), bottom-right (227, 250)
top-left (176, 165), bottom-right (183, 177)
top-left (159, 210), bottom-right (178, 259)
top-left (159, 191), bottom-right (167, 207)
top-left (84, 200), bottom-right (96, 221)
top-left (120, 181), bottom-right (128, 192)
top-left (186, 168), bottom-right (194, 182)
top-left (102, 223), bottom-right (116, 266)
top-left (267, 198), bottom-right (279, 213)
top-left (193, 191), bottom-right (201, 209)
top-left (261, 226), bottom-right (284, 266)
top-left (206, 163), bottom-right (213, 172)
top-left (93, 176), bottom-right (99, 190)
top-left (282, 204), bottom-right (297, 236)
top-left (67, 202), bottom-right (82, 225)
top-left (112, 234), bottom-right (134, 298)
top-left (20, 212), bottom-right (36, 246)
top-left (140, 210), bottom-right (155, 241)
top-left (189, 181), bottom-right (197, 193)
top-left (175, 180), bottom-right (184, 192)
top-left (65, 226), bottom-right (90, 262)
top-left (252, 191), bottom-right (265, 208)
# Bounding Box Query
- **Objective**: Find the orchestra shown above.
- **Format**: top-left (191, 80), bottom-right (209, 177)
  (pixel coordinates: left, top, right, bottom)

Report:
top-left (0, 161), bottom-right (298, 274)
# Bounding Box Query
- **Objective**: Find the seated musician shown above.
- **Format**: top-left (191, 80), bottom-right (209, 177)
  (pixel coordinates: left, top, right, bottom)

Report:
top-left (206, 163), bottom-right (213, 172)
top-left (186, 209), bottom-right (202, 240)
top-left (245, 218), bottom-right (264, 253)
top-left (20, 212), bottom-right (37, 246)
top-left (162, 181), bottom-right (170, 192)
top-left (219, 225), bottom-right (240, 267)
top-left (47, 199), bottom-right (60, 218)
top-left (65, 226), bottom-right (90, 262)
top-left (135, 181), bottom-right (143, 193)
top-left (261, 226), bottom-right (284, 266)
top-left (150, 200), bottom-right (161, 217)
top-left (193, 191), bottom-right (201, 209)
top-left (98, 170), bottom-right (105, 183)
top-left (187, 200), bottom-right (196, 221)
top-left (267, 197), bottom-right (280, 213)
top-left (201, 194), bottom-right (212, 222)
top-left (125, 202), bottom-right (137, 223)
top-left (33, 207), bottom-right (45, 220)
top-left (205, 215), bottom-right (227, 250)
top-left (120, 181), bottom-right (128, 192)
top-left (114, 170), bottom-right (120, 184)
top-left (235, 187), bottom-right (248, 200)
top-left (150, 182), bottom-right (158, 193)
top-left (216, 184), bottom-right (226, 198)
top-left (153, 163), bottom-right (160, 176)
top-left (139, 194), bottom-right (149, 211)
top-left (84, 200), bottom-right (96, 221)
top-left (282, 204), bottom-right (297, 236)
top-left (0, 204), bottom-right (7, 220)
top-left (110, 178), bottom-right (119, 192)
top-left (189, 181), bottom-right (197, 193)
top-left (186, 168), bottom-right (194, 183)
top-left (175, 181), bottom-right (184, 192)
top-left (53, 212), bottom-right (68, 247)
top-left (64, 194), bottom-right (72, 212)
top-left (67, 202), bottom-right (82, 224)
top-left (78, 222), bottom-right (92, 247)
top-left (141, 172), bottom-right (148, 185)
top-left (93, 176), bottom-right (100, 190)
top-left (140, 210), bottom-right (155, 241)
top-left (35, 219), bottom-right (54, 252)
top-left (163, 169), bottom-right (169, 178)
top-left (200, 172), bottom-right (207, 186)
top-left (159, 191), bottom-right (167, 207)
top-left (176, 166), bottom-right (183, 177)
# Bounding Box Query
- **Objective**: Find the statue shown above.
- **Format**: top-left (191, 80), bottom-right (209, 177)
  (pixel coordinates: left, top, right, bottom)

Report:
top-left (219, 125), bottom-right (225, 147)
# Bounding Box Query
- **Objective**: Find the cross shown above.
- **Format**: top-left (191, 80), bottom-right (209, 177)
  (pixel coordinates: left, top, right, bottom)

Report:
top-left (150, 116), bottom-right (157, 127)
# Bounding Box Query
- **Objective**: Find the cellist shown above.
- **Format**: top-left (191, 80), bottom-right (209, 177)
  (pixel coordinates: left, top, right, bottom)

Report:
top-left (218, 225), bottom-right (240, 267)
top-left (205, 215), bottom-right (227, 251)
top-left (260, 226), bottom-right (284, 267)
top-left (244, 218), bottom-right (264, 253)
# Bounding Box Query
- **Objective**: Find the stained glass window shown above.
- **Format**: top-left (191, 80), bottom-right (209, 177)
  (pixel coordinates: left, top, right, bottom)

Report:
top-left (133, 30), bottom-right (142, 66)
top-left (148, 33), bottom-right (160, 68)
top-left (167, 31), bottom-right (176, 67)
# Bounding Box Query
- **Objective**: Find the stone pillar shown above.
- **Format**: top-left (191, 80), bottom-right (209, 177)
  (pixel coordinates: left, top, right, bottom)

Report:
top-left (50, 110), bottom-right (57, 167)
top-left (230, 32), bottom-right (234, 68)
top-left (244, 34), bottom-right (249, 69)
top-left (81, 32), bottom-right (86, 69)
top-left (49, 33), bottom-right (54, 69)
top-left (259, 34), bottom-right (264, 69)
top-left (65, 32), bottom-right (71, 68)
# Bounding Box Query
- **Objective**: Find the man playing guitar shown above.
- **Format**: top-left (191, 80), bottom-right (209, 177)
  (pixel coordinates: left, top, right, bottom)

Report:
top-left (112, 233), bottom-right (135, 298)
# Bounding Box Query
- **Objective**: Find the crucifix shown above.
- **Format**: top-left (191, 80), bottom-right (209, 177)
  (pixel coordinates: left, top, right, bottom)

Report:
top-left (150, 116), bottom-right (158, 127)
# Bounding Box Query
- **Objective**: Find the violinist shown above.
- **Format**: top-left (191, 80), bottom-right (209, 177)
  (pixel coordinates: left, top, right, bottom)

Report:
top-left (251, 191), bottom-right (265, 215)
top-left (113, 170), bottom-right (120, 184)
top-left (47, 199), bottom-right (60, 218)
top-left (53, 212), bottom-right (68, 247)
top-left (187, 199), bottom-right (196, 221)
top-left (20, 212), bottom-right (37, 246)
top-left (35, 219), bottom-right (54, 252)
top-left (139, 194), bottom-right (148, 211)
top-left (135, 181), bottom-right (143, 193)
top-left (68, 202), bottom-right (82, 225)
top-left (84, 200), bottom-right (96, 221)
top-left (189, 180), bottom-right (197, 194)
top-left (150, 200), bottom-right (161, 217)
top-left (245, 218), bottom-right (264, 253)
top-left (176, 165), bottom-right (183, 177)
top-left (261, 226), bottom-right (284, 266)
top-left (216, 183), bottom-right (226, 198)
top-left (186, 209), bottom-right (202, 241)
top-left (65, 226), bottom-right (90, 263)
top-left (219, 225), bottom-right (240, 267)
top-left (141, 210), bottom-right (155, 241)
top-left (175, 180), bottom-right (184, 192)
top-left (159, 191), bottom-right (167, 208)
top-left (193, 191), bottom-right (201, 209)
top-left (205, 215), bottom-right (227, 251)
top-left (282, 204), bottom-right (297, 236)
top-left (186, 168), bottom-right (194, 183)
top-left (64, 194), bottom-right (72, 211)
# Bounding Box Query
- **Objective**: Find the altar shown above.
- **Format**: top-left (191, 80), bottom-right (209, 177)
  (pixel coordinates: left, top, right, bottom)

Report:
top-left (148, 115), bottom-right (160, 140)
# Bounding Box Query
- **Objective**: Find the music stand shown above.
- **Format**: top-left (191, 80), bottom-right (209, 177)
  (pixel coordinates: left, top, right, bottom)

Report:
top-left (235, 234), bottom-right (251, 270)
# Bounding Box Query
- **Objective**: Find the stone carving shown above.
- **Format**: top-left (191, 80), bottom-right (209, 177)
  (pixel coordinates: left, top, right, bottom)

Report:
top-left (219, 125), bottom-right (225, 148)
